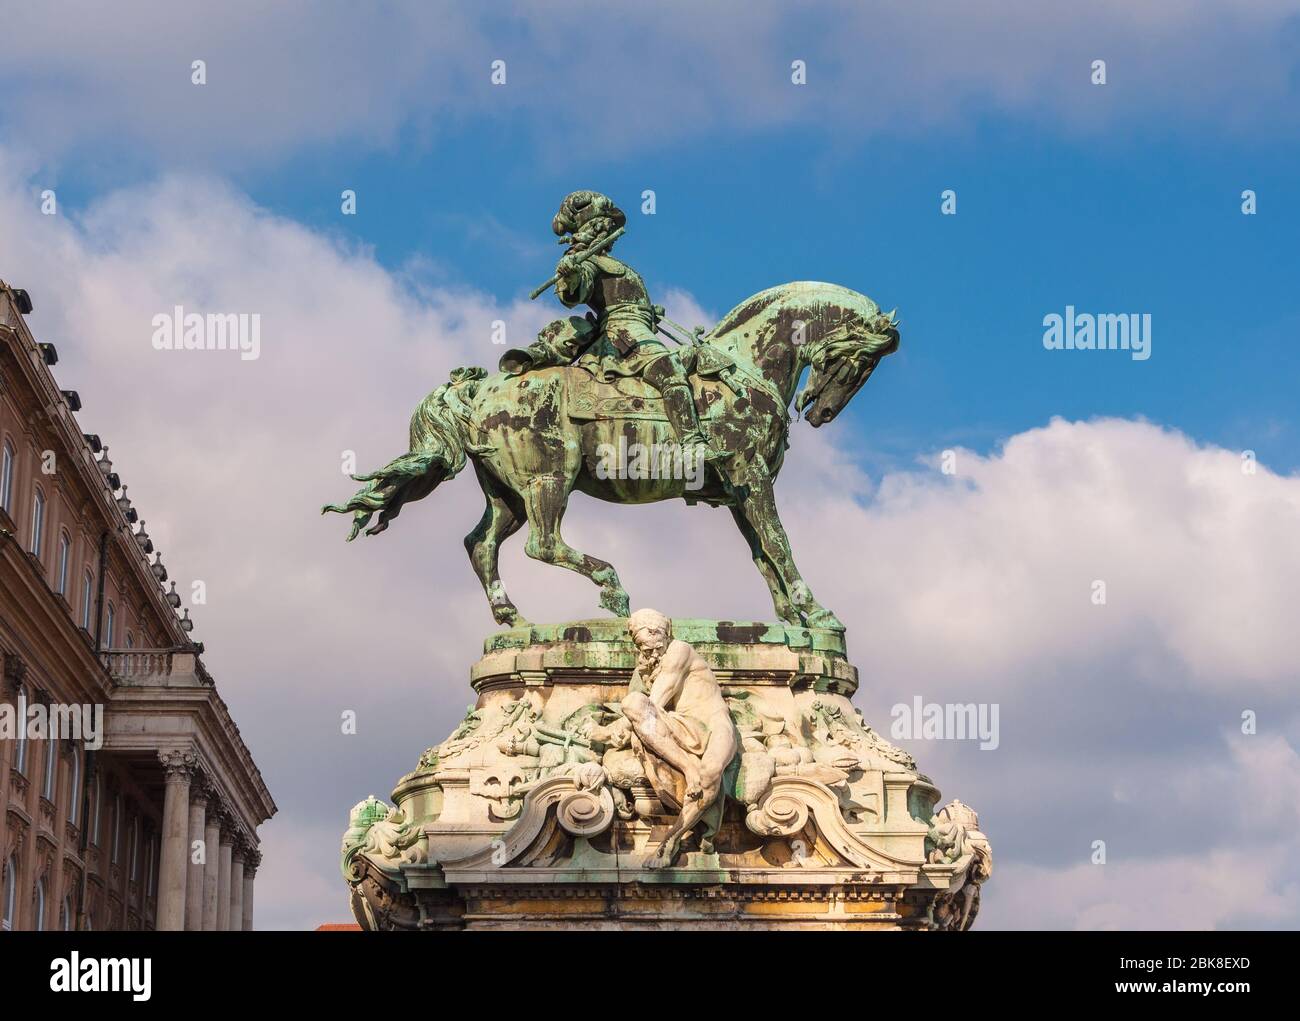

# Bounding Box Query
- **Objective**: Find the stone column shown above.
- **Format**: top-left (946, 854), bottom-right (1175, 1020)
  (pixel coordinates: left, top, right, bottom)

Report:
top-left (228, 839), bottom-right (245, 931)
top-left (216, 828), bottom-right (233, 930)
top-left (241, 848), bottom-right (259, 930)
top-left (155, 749), bottom-right (197, 931)
top-left (184, 780), bottom-right (208, 930)
top-left (201, 804), bottom-right (224, 930)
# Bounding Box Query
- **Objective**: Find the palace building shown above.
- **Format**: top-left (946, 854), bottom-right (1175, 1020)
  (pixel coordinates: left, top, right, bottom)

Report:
top-left (0, 279), bottom-right (275, 930)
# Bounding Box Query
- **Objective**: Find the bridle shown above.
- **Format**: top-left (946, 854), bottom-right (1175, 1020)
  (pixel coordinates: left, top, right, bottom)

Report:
top-left (794, 327), bottom-right (893, 418)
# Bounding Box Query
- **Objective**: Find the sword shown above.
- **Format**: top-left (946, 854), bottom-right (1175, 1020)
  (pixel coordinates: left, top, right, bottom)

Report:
top-left (655, 311), bottom-right (704, 346)
top-left (529, 227), bottom-right (626, 300)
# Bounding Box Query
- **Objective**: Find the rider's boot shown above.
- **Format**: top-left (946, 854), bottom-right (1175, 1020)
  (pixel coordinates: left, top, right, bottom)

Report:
top-left (660, 383), bottom-right (729, 463)
top-left (499, 339), bottom-right (552, 376)
top-left (645, 353), bottom-right (732, 463)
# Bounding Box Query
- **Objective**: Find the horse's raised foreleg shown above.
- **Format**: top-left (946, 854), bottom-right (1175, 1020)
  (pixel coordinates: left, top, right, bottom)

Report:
top-left (731, 461), bottom-right (844, 631)
top-left (464, 466), bottom-right (527, 627)
top-left (521, 475), bottom-right (631, 618)
top-left (728, 505), bottom-right (799, 625)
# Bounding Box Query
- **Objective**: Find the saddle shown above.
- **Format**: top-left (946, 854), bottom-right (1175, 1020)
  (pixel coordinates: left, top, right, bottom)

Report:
top-left (567, 344), bottom-right (740, 422)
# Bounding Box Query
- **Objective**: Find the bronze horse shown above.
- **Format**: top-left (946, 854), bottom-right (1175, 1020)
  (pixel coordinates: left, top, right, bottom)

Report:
top-left (323, 281), bottom-right (899, 630)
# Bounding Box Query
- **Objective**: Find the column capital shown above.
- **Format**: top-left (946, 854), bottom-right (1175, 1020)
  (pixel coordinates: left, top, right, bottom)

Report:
top-left (158, 747), bottom-right (199, 783)
top-left (189, 772), bottom-right (217, 808)
top-left (209, 800), bottom-right (234, 834)
top-left (244, 846), bottom-right (262, 877)
top-left (2, 651), bottom-right (27, 692)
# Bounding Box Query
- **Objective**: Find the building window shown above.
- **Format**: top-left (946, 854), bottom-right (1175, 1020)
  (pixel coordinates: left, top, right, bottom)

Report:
top-left (125, 631), bottom-right (134, 649)
top-left (144, 832), bottom-right (156, 894)
top-left (111, 794), bottom-right (121, 864)
top-left (81, 570), bottom-right (93, 630)
top-left (2, 856), bottom-right (16, 930)
top-left (57, 532), bottom-right (70, 594)
top-left (105, 602), bottom-right (115, 647)
top-left (61, 895), bottom-right (73, 931)
top-left (91, 773), bottom-right (102, 845)
top-left (13, 695), bottom-right (27, 774)
top-left (0, 440), bottom-right (14, 515)
top-left (42, 738), bottom-right (57, 800)
top-left (129, 816), bottom-right (140, 881)
top-left (68, 748), bottom-right (81, 826)
top-left (29, 488), bottom-right (44, 557)
top-left (34, 877), bottom-right (47, 931)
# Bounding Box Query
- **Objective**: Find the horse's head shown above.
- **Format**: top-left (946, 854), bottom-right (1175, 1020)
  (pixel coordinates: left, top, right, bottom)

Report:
top-left (795, 307), bottom-right (900, 427)
top-left (708, 281), bottom-right (901, 424)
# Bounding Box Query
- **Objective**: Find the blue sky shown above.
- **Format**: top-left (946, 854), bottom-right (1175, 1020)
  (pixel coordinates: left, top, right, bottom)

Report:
top-left (241, 117), bottom-right (1300, 476)
top-left (2, 1), bottom-right (1298, 930)
top-left (15, 0), bottom-right (1297, 483)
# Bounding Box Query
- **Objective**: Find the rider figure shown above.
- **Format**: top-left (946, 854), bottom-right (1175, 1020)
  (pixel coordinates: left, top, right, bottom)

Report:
top-left (507, 190), bottom-right (727, 463)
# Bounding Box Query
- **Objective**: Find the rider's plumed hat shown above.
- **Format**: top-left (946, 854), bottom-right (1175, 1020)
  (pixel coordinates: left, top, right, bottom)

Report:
top-left (552, 190), bottom-right (626, 237)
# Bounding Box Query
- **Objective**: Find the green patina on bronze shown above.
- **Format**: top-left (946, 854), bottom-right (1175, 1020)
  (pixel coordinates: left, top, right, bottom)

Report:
top-left (323, 191), bottom-right (899, 631)
top-left (482, 617), bottom-right (847, 656)
top-left (469, 616), bottom-right (859, 698)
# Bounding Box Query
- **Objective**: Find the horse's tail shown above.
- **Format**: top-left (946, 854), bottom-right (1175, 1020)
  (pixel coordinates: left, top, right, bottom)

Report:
top-left (321, 367), bottom-right (485, 541)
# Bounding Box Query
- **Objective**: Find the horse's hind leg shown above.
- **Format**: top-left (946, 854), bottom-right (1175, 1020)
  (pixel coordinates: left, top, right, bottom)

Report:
top-left (520, 474), bottom-right (630, 618)
top-left (729, 505), bottom-right (798, 625)
top-left (465, 468), bottom-right (527, 626)
top-left (732, 460), bottom-right (844, 631)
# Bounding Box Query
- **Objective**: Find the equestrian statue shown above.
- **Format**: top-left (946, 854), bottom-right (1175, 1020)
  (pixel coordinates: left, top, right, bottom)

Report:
top-left (323, 190), bottom-right (899, 631)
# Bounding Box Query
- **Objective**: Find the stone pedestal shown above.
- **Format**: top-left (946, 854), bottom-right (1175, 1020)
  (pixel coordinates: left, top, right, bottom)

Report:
top-left (341, 620), bottom-right (991, 931)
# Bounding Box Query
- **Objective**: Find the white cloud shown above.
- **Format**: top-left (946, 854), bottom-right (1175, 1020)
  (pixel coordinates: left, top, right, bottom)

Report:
top-left (2, 153), bottom-right (1297, 928)
top-left (984, 732), bottom-right (1300, 930)
top-left (808, 417), bottom-right (1300, 693)
top-left (2, 1), bottom-right (1297, 172)
top-left (989, 846), bottom-right (1300, 931)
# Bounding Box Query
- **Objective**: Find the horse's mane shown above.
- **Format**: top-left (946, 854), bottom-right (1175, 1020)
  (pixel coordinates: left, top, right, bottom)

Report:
top-left (707, 281), bottom-right (883, 347)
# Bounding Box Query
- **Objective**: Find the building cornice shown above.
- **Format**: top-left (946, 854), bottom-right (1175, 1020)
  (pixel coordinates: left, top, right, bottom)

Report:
top-left (104, 670), bottom-right (277, 830)
top-left (0, 526), bottom-right (112, 699)
top-left (1, 280), bottom-right (276, 841)
top-left (0, 287), bottom-right (188, 649)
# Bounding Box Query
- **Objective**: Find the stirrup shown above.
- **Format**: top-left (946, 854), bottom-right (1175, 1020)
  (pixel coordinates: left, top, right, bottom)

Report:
top-left (682, 438), bottom-right (732, 463)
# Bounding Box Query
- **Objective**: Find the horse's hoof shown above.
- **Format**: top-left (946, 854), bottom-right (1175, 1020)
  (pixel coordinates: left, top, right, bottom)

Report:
top-left (601, 588), bottom-right (631, 617)
top-left (776, 606), bottom-right (801, 626)
top-left (804, 608), bottom-right (846, 631)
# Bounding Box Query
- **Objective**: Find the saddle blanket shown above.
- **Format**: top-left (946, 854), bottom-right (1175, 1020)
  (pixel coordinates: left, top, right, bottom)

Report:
top-left (568, 373), bottom-right (729, 422)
